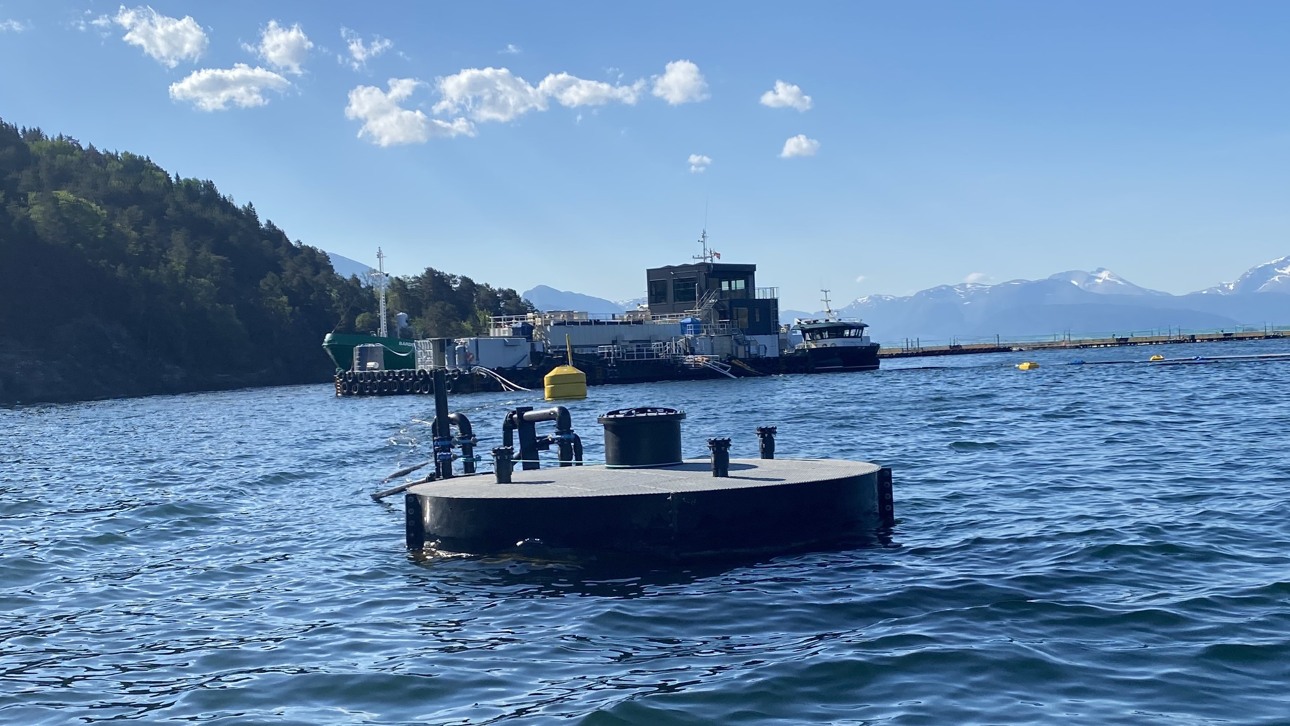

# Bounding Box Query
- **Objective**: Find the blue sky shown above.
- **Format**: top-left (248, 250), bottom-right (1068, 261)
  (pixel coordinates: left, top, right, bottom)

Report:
top-left (2, 1), bottom-right (1289, 310)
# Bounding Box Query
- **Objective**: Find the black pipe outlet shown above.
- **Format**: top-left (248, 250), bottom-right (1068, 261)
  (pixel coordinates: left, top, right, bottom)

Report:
top-left (708, 437), bottom-right (731, 477)
top-left (756, 426), bottom-right (777, 460)
top-left (492, 446), bottom-right (514, 483)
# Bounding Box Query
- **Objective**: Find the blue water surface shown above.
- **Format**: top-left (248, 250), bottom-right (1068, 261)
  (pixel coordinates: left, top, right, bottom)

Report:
top-left (3, 339), bottom-right (1289, 724)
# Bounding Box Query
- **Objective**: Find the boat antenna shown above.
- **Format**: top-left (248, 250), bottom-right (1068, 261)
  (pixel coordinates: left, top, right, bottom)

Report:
top-left (369, 247), bottom-right (389, 338)
top-left (821, 289), bottom-right (836, 321)
top-left (693, 229), bottom-right (720, 263)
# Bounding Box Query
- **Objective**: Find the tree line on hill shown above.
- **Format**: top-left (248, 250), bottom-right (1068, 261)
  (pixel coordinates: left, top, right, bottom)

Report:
top-left (0, 118), bottom-right (532, 404)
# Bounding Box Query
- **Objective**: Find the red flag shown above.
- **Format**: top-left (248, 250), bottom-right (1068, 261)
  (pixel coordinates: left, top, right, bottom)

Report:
top-left (712, 251), bottom-right (721, 259)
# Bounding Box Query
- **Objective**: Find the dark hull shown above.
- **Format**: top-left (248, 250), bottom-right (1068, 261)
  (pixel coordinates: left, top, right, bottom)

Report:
top-left (788, 344), bottom-right (882, 373)
top-left (333, 344), bottom-right (880, 397)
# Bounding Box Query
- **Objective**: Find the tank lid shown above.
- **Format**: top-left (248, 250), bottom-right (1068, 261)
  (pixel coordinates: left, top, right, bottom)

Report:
top-left (597, 406), bottom-right (686, 423)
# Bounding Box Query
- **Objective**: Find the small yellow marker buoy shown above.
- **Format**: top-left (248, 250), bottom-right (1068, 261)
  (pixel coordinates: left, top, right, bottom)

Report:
top-left (544, 334), bottom-right (587, 400)
top-left (1150, 354), bottom-right (1164, 361)
top-left (1016, 361), bottom-right (1039, 370)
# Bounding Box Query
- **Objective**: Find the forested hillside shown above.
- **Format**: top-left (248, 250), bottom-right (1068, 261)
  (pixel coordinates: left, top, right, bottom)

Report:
top-left (0, 119), bottom-right (531, 404)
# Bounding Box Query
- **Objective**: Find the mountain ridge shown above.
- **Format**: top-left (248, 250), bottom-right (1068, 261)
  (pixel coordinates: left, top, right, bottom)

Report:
top-left (525, 256), bottom-right (1290, 344)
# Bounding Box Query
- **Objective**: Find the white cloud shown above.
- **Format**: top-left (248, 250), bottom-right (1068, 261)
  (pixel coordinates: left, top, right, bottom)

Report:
top-left (249, 20), bottom-right (312, 75)
top-left (340, 27), bottom-right (392, 70)
top-left (688, 154), bottom-right (712, 173)
top-left (651, 60), bottom-right (708, 105)
top-left (538, 73), bottom-right (644, 107)
top-left (114, 6), bottom-right (207, 68)
top-left (73, 12), bottom-right (113, 33)
top-left (964, 272), bottom-right (990, 284)
top-left (855, 275), bottom-right (866, 283)
top-left (1, 19), bottom-right (28, 32)
top-left (760, 80), bottom-right (812, 111)
top-left (346, 78), bottom-right (475, 146)
top-left (169, 64), bottom-right (290, 111)
top-left (780, 134), bottom-right (820, 158)
top-left (342, 61), bottom-right (707, 144)
top-left (434, 67), bottom-right (547, 122)
top-left (500, 43), bottom-right (521, 55)
top-left (434, 67), bottom-right (645, 123)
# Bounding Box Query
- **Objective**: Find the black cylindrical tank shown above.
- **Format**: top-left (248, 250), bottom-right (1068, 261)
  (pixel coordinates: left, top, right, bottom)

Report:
top-left (597, 407), bottom-right (686, 468)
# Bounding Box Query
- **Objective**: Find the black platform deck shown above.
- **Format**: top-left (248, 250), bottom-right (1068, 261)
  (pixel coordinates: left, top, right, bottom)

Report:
top-left (405, 458), bottom-right (894, 559)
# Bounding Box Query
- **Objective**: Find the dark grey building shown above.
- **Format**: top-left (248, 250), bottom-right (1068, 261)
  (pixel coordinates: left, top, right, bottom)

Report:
top-left (645, 261), bottom-right (780, 336)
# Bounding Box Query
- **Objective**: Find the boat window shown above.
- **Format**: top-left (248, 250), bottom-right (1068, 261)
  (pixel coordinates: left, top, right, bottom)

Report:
top-left (673, 278), bottom-right (697, 303)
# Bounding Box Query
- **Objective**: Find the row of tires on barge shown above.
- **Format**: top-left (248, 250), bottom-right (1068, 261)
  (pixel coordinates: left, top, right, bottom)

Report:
top-left (333, 369), bottom-right (515, 396)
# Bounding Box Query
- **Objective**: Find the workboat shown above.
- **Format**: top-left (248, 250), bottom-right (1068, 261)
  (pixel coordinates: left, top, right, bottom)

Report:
top-left (329, 233), bottom-right (881, 396)
top-left (791, 290), bottom-right (881, 372)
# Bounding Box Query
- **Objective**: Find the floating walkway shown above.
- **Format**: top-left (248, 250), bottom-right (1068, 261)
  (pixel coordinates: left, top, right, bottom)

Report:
top-left (882, 329), bottom-right (1287, 360)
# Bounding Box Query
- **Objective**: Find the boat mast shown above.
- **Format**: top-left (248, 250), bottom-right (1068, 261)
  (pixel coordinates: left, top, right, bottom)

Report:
top-left (693, 229), bottom-right (719, 263)
top-left (370, 248), bottom-right (389, 338)
top-left (821, 289), bottom-right (836, 321)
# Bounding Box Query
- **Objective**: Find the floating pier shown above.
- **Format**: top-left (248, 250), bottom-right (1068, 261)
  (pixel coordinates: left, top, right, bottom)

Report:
top-left (385, 372), bottom-right (895, 560)
top-left (405, 458), bottom-right (894, 559)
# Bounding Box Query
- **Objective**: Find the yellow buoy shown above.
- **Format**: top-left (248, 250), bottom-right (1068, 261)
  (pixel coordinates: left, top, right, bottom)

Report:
top-left (545, 334), bottom-right (587, 400)
top-left (1016, 361), bottom-right (1039, 370)
top-left (1150, 354), bottom-right (1164, 361)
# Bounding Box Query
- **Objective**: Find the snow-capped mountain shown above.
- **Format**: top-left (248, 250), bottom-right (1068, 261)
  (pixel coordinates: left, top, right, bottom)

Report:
top-left (1197, 256), bottom-right (1290, 295)
top-left (1047, 268), bottom-right (1168, 296)
top-left (814, 261), bottom-right (1290, 343)
top-left (531, 258), bottom-right (1290, 344)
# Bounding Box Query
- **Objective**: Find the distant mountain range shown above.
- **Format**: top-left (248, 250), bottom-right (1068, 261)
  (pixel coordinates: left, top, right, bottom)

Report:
top-left (521, 285), bottom-right (645, 315)
top-left (830, 257), bottom-right (1290, 343)
top-left (524, 256), bottom-right (1290, 344)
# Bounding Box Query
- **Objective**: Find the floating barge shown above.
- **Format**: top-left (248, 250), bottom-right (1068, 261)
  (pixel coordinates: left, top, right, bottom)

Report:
top-left (330, 237), bottom-right (880, 397)
top-left (385, 371), bottom-right (895, 561)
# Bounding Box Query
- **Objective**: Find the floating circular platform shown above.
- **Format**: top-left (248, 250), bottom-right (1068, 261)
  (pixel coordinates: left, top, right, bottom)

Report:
top-left (404, 458), bottom-right (894, 559)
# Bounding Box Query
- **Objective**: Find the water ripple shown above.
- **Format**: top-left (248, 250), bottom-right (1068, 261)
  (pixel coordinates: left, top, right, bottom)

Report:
top-left (3, 342), bottom-right (1290, 723)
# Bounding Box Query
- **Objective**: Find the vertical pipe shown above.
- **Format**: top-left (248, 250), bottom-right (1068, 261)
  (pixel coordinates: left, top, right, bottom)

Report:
top-left (756, 426), bottom-right (777, 459)
top-left (708, 438), bottom-right (730, 477)
top-left (492, 446), bottom-right (514, 483)
top-left (433, 369), bottom-right (453, 479)
top-left (448, 413), bottom-right (475, 474)
top-left (516, 407), bottom-right (539, 470)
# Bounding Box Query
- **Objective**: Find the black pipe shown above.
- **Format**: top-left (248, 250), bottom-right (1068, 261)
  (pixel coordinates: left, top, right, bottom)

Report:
top-left (432, 412), bottom-right (477, 475)
top-left (501, 407), bottom-right (540, 470)
top-left (502, 406), bottom-right (575, 471)
top-left (756, 426), bottom-right (777, 460)
top-left (520, 406), bottom-right (572, 432)
top-left (432, 369), bottom-right (453, 479)
top-left (572, 433), bottom-right (583, 466)
top-left (492, 446), bottom-right (514, 483)
top-left (708, 437), bottom-right (731, 477)
top-left (524, 406), bottom-right (575, 467)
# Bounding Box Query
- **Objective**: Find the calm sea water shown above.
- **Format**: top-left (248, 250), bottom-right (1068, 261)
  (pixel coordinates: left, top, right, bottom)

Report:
top-left (4, 340), bottom-right (1290, 725)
